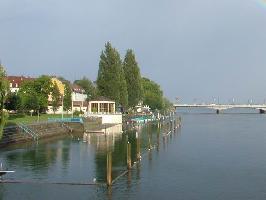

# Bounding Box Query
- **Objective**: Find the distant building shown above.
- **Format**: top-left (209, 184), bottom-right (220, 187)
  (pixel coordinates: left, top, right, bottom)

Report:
top-left (71, 84), bottom-right (87, 113)
top-left (47, 78), bottom-right (88, 114)
top-left (47, 78), bottom-right (65, 114)
top-left (7, 76), bottom-right (34, 93)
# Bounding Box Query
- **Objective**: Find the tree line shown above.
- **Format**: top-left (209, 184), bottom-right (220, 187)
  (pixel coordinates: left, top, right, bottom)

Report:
top-left (4, 76), bottom-right (73, 115)
top-left (96, 42), bottom-right (173, 113)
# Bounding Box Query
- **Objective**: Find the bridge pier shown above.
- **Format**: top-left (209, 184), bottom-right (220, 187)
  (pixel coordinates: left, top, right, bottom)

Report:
top-left (216, 110), bottom-right (220, 114)
top-left (259, 109), bottom-right (265, 114)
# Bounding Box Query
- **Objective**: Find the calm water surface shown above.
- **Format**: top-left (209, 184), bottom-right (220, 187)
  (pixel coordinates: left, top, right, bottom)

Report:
top-left (1, 111), bottom-right (266, 200)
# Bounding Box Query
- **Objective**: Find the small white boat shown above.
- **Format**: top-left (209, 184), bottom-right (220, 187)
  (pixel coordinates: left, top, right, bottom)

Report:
top-left (0, 171), bottom-right (15, 177)
top-left (0, 163), bottom-right (15, 178)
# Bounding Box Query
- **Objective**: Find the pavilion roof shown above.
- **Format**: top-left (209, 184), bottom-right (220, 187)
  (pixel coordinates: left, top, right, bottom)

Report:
top-left (90, 96), bottom-right (115, 102)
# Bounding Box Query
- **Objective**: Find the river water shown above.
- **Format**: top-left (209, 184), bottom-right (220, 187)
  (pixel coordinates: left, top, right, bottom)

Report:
top-left (1, 110), bottom-right (266, 199)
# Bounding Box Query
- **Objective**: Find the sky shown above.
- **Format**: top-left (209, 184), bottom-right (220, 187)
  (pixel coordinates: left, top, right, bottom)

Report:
top-left (1, 0), bottom-right (266, 104)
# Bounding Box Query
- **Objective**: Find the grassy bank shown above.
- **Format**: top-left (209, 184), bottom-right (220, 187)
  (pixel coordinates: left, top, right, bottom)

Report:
top-left (6, 114), bottom-right (73, 127)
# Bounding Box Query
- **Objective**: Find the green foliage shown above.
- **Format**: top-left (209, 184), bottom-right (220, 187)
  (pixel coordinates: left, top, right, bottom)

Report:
top-left (74, 77), bottom-right (97, 100)
top-left (0, 65), bottom-right (9, 139)
top-left (161, 97), bottom-right (174, 114)
top-left (123, 49), bottom-right (142, 108)
top-left (119, 67), bottom-right (128, 109)
top-left (141, 77), bottom-right (163, 110)
top-left (51, 83), bottom-right (60, 113)
top-left (97, 42), bottom-right (128, 108)
top-left (18, 80), bottom-right (39, 113)
top-left (63, 83), bottom-right (72, 112)
top-left (57, 76), bottom-right (71, 84)
top-left (73, 110), bottom-right (83, 116)
top-left (5, 92), bottom-right (20, 111)
top-left (34, 75), bottom-right (53, 112)
top-left (18, 76), bottom-right (53, 113)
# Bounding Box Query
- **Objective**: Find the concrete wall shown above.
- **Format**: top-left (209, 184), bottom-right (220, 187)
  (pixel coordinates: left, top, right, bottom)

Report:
top-left (46, 106), bottom-right (87, 114)
top-left (1, 122), bottom-right (84, 147)
top-left (86, 113), bottom-right (122, 124)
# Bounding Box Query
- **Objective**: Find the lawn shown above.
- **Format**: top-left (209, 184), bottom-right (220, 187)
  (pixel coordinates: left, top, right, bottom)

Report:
top-left (6, 114), bottom-right (73, 126)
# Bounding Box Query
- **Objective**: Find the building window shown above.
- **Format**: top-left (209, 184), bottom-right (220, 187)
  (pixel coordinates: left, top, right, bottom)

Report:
top-left (91, 103), bottom-right (98, 113)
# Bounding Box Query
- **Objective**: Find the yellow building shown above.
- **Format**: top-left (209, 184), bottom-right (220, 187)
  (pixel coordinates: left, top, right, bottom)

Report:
top-left (47, 77), bottom-right (88, 114)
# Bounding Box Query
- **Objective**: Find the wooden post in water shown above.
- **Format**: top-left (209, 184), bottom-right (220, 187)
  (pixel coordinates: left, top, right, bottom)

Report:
top-left (106, 151), bottom-right (112, 187)
top-left (136, 132), bottom-right (141, 161)
top-left (127, 142), bottom-right (132, 169)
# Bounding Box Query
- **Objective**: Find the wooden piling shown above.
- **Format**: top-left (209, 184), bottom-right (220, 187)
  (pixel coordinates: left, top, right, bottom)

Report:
top-left (127, 142), bottom-right (132, 169)
top-left (136, 132), bottom-right (141, 161)
top-left (106, 152), bottom-right (112, 187)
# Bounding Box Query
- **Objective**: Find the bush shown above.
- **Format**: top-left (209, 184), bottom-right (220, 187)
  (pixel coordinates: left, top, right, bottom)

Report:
top-left (73, 110), bottom-right (84, 116)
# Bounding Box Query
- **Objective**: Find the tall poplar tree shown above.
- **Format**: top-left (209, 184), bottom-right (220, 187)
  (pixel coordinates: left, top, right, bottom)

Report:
top-left (123, 49), bottom-right (142, 108)
top-left (97, 42), bottom-right (128, 108)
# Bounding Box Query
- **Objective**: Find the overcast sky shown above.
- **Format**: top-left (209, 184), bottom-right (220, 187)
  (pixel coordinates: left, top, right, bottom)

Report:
top-left (1, 0), bottom-right (266, 103)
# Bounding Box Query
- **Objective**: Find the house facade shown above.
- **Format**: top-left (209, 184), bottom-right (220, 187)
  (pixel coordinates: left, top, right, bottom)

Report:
top-left (7, 76), bottom-right (35, 93)
top-left (7, 76), bottom-right (87, 114)
top-left (71, 84), bottom-right (88, 113)
top-left (47, 78), bottom-right (88, 114)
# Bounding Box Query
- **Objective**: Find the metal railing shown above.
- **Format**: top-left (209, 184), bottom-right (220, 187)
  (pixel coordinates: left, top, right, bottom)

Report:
top-left (61, 123), bottom-right (73, 132)
top-left (47, 118), bottom-right (83, 124)
top-left (18, 123), bottom-right (38, 141)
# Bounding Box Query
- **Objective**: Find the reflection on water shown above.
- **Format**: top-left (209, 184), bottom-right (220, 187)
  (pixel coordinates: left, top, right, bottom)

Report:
top-left (83, 124), bottom-right (123, 152)
top-left (0, 119), bottom-right (179, 199)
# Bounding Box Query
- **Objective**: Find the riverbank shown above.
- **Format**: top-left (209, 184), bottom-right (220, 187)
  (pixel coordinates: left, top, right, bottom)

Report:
top-left (6, 114), bottom-right (73, 127)
top-left (1, 113), bottom-right (176, 148)
top-left (0, 122), bottom-right (84, 148)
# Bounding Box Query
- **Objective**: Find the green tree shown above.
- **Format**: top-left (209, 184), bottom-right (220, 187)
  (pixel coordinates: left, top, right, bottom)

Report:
top-left (161, 97), bottom-right (174, 114)
top-left (56, 77), bottom-right (72, 113)
top-left (18, 76), bottom-right (53, 114)
top-left (123, 49), bottom-right (142, 108)
top-left (33, 75), bottom-right (53, 112)
top-left (97, 42), bottom-right (128, 108)
top-left (51, 83), bottom-right (60, 114)
top-left (119, 67), bottom-right (128, 109)
top-left (63, 83), bottom-right (72, 112)
top-left (18, 80), bottom-right (40, 114)
top-left (142, 77), bottom-right (163, 110)
top-left (0, 65), bottom-right (9, 139)
top-left (74, 77), bottom-right (97, 101)
top-left (5, 93), bottom-right (20, 111)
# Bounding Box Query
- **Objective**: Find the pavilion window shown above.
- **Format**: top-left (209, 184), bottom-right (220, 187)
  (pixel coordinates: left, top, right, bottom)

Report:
top-left (91, 103), bottom-right (98, 113)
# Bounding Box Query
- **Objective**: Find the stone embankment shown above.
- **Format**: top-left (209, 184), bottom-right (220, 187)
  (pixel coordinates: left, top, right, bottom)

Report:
top-left (0, 122), bottom-right (84, 147)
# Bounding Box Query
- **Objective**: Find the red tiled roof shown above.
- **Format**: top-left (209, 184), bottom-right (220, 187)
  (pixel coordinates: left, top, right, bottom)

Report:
top-left (7, 76), bottom-right (35, 88)
top-left (90, 96), bottom-right (114, 102)
top-left (71, 84), bottom-right (85, 93)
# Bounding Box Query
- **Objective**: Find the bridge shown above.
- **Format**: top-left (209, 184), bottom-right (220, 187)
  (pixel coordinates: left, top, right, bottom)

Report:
top-left (173, 104), bottom-right (266, 114)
